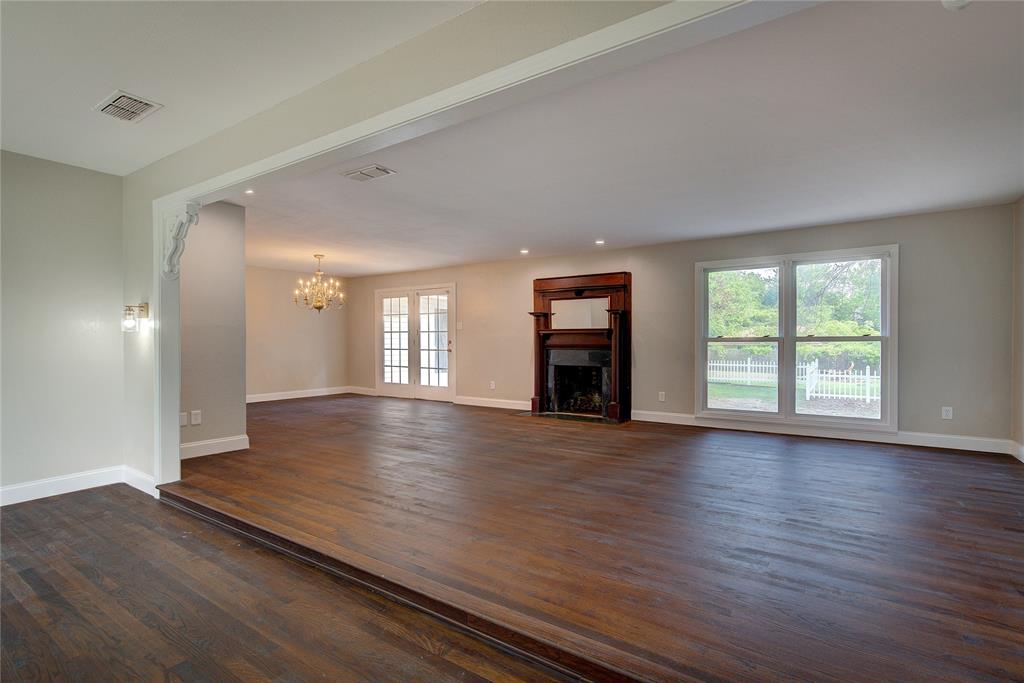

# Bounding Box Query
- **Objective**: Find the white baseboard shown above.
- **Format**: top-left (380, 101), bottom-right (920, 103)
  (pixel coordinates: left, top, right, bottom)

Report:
top-left (1013, 441), bottom-right (1024, 464)
top-left (246, 385), bottom-right (378, 403)
top-left (1, 465), bottom-right (158, 507)
top-left (894, 430), bottom-right (1015, 456)
top-left (342, 386), bottom-right (379, 396)
top-left (631, 410), bottom-right (1018, 456)
top-left (454, 395), bottom-right (531, 411)
top-left (180, 434), bottom-right (250, 460)
top-left (123, 466), bottom-right (158, 498)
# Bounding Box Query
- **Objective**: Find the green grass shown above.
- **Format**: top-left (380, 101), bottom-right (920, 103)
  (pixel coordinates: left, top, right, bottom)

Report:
top-left (709, 380), bottom-right (880, 401)
top-left (707, 383), bottom-right (777, 402)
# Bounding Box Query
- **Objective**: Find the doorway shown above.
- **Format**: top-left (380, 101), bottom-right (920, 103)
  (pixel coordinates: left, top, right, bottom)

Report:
top-left (375, 284), bottom-right (456, 402)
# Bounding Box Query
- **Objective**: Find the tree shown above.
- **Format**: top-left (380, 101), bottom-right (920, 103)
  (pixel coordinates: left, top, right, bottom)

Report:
top-left (795, 259), bottom-right (881, 369)
top-left (707, 260), bottom-right (881, 368)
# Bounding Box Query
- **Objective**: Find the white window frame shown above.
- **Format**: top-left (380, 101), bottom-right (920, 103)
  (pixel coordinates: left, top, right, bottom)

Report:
top-left (695, 245), bottom-right (898, 433)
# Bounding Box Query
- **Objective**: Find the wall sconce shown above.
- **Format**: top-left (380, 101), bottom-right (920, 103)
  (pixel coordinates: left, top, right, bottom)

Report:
top-left (122, 303), bottom-right (149, 332)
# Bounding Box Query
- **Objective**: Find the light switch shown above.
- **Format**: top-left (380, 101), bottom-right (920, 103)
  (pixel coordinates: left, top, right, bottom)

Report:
top-left (179, 412), bottom-right (188, 427)
top-left (190, 410), bottom-right (202, 425)
top-left (456, 321), bottom-right (464, 330)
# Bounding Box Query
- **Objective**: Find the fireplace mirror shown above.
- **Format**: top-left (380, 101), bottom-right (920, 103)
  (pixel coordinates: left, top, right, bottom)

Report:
top-left (550, 297), bottom-right (609, 329)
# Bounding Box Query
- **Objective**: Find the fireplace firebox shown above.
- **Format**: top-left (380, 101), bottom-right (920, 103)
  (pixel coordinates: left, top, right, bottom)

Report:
top-left (529, 272), bottom-right (631, 422)
top-left (548, 349), bottom-right (611, 416)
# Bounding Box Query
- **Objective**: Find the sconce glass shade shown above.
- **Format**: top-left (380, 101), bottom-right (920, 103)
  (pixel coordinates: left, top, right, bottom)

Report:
top-left (122, 306), bottom-right (138, 332)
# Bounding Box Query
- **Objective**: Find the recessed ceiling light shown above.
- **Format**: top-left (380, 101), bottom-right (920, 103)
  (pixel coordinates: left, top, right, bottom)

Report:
top-left (520, 249), bottom-right (530, 255)
top-left (244, 189), bottom-right (255, 195)
top-left (595, 239), bottom-right (606, 245)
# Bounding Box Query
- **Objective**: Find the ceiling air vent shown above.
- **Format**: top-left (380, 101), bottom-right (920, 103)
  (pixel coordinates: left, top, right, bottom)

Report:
top-left (94, 90), bottom-right (163, 123)
top-left (343, 164), bottom-right (396, 181)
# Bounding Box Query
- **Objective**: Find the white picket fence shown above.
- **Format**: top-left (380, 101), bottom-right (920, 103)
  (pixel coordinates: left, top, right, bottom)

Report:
top-left (707, 358), bottom-right (778, 386)
top-left (707, 357), bottom-right (880, 403)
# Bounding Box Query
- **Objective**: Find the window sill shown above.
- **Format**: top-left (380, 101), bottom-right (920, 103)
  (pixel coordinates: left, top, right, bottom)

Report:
top-left (694, 409), bottom-right (897, 435)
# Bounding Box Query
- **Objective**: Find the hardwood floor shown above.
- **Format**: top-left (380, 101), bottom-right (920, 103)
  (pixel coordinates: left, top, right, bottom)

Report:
top-left (158, 395), bottom-right (1024, 682)
top-left (1, 484), bottom-right (566, 682)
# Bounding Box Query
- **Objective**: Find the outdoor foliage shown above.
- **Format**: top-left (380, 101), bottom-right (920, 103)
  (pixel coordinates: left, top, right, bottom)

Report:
top-left (796, 259), bottom-right (881, 336)
top-left (707, 259), bottom-right (881, 368)
top-left (707, 267), bottom-right (778, 338)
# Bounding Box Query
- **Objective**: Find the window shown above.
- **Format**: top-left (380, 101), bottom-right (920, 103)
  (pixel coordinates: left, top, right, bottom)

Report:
top-left (697, 246), bottom-right (897, 430)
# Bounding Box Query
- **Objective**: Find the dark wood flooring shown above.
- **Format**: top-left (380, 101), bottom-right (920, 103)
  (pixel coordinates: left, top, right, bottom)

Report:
top-left (1, 484), bottom-right (566, 682)
top-left (158, 395), bottom-right (1024, 682)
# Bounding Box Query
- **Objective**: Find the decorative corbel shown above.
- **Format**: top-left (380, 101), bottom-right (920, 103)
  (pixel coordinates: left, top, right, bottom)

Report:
top-left (161, 201), bottom-right (201, 280)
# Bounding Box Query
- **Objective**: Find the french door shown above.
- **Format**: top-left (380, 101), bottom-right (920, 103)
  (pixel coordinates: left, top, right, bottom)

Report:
top-left (376, 285), bottom-right (455, 401)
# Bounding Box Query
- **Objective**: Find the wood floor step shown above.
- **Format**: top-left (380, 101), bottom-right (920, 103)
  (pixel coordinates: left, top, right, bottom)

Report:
top-left (157, 485), bottom-right (649, 683)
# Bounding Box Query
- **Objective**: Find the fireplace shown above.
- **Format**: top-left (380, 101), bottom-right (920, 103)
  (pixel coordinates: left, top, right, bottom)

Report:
top-left (548, 349), bottom-right (611, 416)
top-left (529, 272), bottom-right (631, 422)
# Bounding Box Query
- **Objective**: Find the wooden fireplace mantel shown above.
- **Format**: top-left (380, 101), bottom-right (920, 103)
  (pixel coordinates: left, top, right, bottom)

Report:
top-left (530, 272), bottom-right (631, 422)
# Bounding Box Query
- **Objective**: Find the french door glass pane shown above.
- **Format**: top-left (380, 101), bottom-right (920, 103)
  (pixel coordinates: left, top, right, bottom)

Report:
top-left (796, 259), bottom-right (881, 336)
top-left (382, 296), bottom-right (409, 384)
top-left (707, 267), bottom-right (779, 337)
top-left (419, 294), bottom-right (449, 387)
top-left (796, 341), bottom-right (881, 419)
top-left (707, 342), bottom-right (778, 412)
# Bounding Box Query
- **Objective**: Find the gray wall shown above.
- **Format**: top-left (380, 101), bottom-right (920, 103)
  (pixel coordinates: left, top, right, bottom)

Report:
top-left (245, 266), bottom-right (347, 396)
top-left (180, 202), bottom-right (246, 444)
top-left (345, 204), bottom-right (1015, 440)
top-left (1, 151), bottom-right (124, 485)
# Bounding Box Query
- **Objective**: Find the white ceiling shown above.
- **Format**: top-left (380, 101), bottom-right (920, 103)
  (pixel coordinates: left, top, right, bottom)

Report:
top-left (240, 1), bottom-right (1023, 277)
top-left (0, 1), bottom-right (474, 175)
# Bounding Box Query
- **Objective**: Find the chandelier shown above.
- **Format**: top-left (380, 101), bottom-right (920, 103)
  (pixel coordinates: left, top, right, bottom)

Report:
top-left (294, 254), bottom-right (344, 313)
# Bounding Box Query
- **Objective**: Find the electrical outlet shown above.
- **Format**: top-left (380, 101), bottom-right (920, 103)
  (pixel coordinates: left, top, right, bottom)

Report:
top-left (658, 391), bottom-right (666, 402)
top-left (489, 380), bottom-right (496, 390)
top-left (179, 412), bottom-right (188, 427)
top-left (190, 410), bottom-right (202, 425)
top-left (941, 406), bottom-right (953, 420)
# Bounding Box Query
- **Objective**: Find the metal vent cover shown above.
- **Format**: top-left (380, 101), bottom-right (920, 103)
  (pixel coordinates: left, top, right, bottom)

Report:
top-left (94, 90), bottom-right (162, 122)
top-left (343, 164), bottom-right (396, 181)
